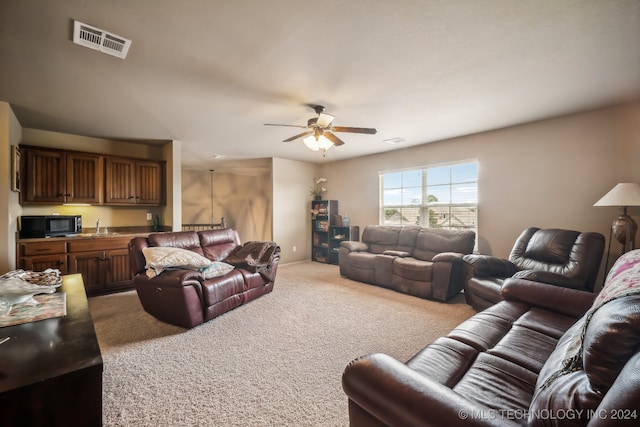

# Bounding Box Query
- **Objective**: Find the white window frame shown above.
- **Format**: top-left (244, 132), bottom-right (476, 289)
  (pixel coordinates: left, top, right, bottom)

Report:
top-left (379, 160), bottom-right (478, 235)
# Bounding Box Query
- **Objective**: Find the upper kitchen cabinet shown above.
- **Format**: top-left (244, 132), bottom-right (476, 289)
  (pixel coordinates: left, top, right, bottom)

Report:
top-left (19, 145), bottom-right (166, 207)
top-left (104, 157), bottom-right (165, 206)
top-left (20, 146), bottom-right (103, 205)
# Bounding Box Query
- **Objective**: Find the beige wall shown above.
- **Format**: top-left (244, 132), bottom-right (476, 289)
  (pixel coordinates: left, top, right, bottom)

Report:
top-left (182, 158), bottom-right (318, 265)
top-left (182, 168), bottom-right (273, 243)
top-left (272, 157), bottom-right (319, 264)
top-left (164, 140), bottom-right (182, 230)
top-left (0, 102), bottom-right (21, 272)
top-left (319, 103), bottom-right (640, 284)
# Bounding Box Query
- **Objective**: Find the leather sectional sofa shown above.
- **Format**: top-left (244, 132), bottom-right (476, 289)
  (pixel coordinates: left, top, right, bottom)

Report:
top-left (129, 229), bottom-right (280, 328)
top-left (342, 248), bottom-right (640, 427)
top-left (338, 225), bottom-right (475, 302)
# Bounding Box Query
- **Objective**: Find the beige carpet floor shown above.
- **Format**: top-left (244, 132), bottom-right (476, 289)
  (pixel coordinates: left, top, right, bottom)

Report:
top-left (88, 261), bottom-right (476, 426)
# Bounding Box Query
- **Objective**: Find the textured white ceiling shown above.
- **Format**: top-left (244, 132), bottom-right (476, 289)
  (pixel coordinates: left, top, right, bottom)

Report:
top-left (1, 0), bottom-right (639, 170)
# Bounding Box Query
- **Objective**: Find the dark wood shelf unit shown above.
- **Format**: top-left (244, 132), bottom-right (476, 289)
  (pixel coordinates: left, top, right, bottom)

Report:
top-left (311, 200), bottom-right (337, 263)
top-left (329, 225), bottom-right (360, 265)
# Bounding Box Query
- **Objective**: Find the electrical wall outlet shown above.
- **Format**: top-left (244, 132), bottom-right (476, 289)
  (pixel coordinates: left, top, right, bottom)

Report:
top-left (146, 213), bottom-right (153, 220)
top-left (292, 246), bottom-right (297, 252)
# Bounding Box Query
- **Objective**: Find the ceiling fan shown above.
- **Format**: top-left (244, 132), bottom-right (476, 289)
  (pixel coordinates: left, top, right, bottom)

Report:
top-left (264, 105), bottom-right (377, 152)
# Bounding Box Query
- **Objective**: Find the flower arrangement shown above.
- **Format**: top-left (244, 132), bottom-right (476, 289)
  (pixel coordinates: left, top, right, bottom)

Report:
top-left (310, 177), bottom-right (328, 199)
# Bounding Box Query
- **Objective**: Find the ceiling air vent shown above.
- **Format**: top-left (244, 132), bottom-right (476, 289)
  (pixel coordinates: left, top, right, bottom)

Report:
top-left (73, 20), bottom-right (131, 59)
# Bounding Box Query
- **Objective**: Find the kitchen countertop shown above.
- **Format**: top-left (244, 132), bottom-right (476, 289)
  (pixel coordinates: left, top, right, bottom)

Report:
top-left (16, 230), bottom-right (160, 242)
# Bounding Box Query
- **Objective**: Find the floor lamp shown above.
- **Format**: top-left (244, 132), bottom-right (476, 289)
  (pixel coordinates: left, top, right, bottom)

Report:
top-left (594, 183), bottom-right (640, 280)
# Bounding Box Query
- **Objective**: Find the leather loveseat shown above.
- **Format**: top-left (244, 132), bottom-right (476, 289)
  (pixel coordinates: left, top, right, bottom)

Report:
top-left (339, 225), bottom-right (475, 302)
top-left (342, 249), bottom-right (640, 427)
top-left (129, 228), bottom-right (280, 328)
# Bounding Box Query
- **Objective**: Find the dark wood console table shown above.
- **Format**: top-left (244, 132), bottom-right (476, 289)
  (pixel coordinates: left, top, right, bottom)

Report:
top-left (0, 274), bottom-right (103, 426)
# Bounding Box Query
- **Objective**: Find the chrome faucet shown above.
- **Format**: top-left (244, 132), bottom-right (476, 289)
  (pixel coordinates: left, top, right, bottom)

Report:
top-left (96, 219), bottom-right (100, 234)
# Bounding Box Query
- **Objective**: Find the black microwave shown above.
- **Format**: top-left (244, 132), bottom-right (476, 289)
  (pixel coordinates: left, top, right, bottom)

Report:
top-left (19, 215), bottom-right (82, 238)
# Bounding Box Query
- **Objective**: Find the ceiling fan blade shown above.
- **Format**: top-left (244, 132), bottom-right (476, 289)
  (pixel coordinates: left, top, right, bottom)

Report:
top-left (324, 132), bottom-right (345, 146)
top-left (283, 131), bottom-right (313, 142)
top-left (316, 113), bottom-right (335, 128)
top-left (264, 123), bottom-right (308, 129)
top-left (332, 126), bottom-right (377, 134)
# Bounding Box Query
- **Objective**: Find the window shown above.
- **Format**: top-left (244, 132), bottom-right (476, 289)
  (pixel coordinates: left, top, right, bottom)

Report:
top-left (379, 160), bottom-right (478, 233)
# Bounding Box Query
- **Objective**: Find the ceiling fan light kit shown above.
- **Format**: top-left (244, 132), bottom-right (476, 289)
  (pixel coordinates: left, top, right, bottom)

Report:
top-left (265, 104), bottom-right (377, 153)
top-left (303, 135), bottom-right (333, 151)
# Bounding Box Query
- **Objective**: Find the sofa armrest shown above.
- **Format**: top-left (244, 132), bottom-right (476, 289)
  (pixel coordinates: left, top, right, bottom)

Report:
top-left (341, 241), bottom-right (368, 252)
top-left (134, 269), bottom-right (204, 289)
top-left (501, 278), bottom-right (595, 318)
top-left (342, 353), bottom-right (520, 427)
top-left (512, 270), bottom-right (585, 290)
top-left (463, 254), bottom-right (518, 278)
top-left (432, 252), bottom-right (467, 301)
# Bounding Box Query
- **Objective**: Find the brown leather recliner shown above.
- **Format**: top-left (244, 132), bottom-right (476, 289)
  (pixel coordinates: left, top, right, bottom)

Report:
top-left (462, 227), bottom-right (605, 311)
top-left (342, 248), bottom-right (640, 427)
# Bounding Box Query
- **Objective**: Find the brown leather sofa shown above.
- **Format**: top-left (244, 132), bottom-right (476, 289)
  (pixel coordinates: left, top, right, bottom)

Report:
top-left (128, 229), bottom-right (280, 328)
top-left (463, 227), bottom-right (605, 311)
top-left (339, 225), bottom-right (475, 302)
top-left (342, 248), bottom-right (640, 427)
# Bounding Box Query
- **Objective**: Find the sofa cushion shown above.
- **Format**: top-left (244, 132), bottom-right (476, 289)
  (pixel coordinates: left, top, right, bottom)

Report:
top-left (407, 336), bottom-right (478, 387)
top-left (148, 231), bottom-right (204, 256)
top-left (362, 225), bottom-right (419, 254)
top-left (412, 228), bottom-right (475, 261)
top-left (200, 270), bottom-right (245, 307)
top-left (199, 228), bottom-right (241, 261)
top-left (382, 250), bottom-right (411, 257)
top-left (392, 257), bottom-right (433, 281)
top-left (522, 228), bottom-right (580, 265)
top-left (583, 296), bottom-right (640, 391)
top-left (201, 261), bottom-right (235, 279)
top-left (529, 249), bottom-right (640, 422)
top-left (142, 246), bottom-right (212, 278)
top-left (345, 251), bottom-right (377, 269)
top-left (453, 352), bottom-right (538, 414)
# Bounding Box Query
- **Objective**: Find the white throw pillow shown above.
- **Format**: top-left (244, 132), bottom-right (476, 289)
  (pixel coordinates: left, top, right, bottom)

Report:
top-left (143, 246), bottom-right (212, 278)
top-left (200, 262), bottom-right (235, 279)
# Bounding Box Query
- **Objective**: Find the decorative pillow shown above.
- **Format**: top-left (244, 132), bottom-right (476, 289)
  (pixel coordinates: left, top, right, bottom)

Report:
top-left (200, 262), bottom-right (235, 279)
top-left (143, 246), bottom-right (212, 278)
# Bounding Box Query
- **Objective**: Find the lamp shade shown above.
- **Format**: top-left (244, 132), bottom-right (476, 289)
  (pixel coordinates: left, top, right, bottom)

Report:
top-left (593, 183), bottom-right (640, 207)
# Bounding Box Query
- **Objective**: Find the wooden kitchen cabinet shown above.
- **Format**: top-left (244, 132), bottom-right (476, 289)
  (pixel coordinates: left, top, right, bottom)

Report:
top-left (20, 254), bottom-right (68, 275)
top-left (20, 146), bottom-right (102, 205)
top-left (67, 237), bottom-right (134, 295)
top-left (17, 240), bottom-right (68, 274)
top-left (65, 152), bottom-right (103, 204)
top-left (19, 145), bottom-right (165, 207)
top-left (104, 157), bottom-right (165, 205)
top-left (68, 250), bottom-right (104, 294)
top-left (17, 236), bottom-right (136, 296)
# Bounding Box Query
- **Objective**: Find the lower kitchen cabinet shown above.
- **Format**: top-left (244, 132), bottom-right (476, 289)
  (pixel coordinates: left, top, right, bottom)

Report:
top-left (20, 254), bottom-right (68, 275)
top-left (17, 236), bottom-right (137, 296)
top-left (17, 240), bottom-right (68, 274)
